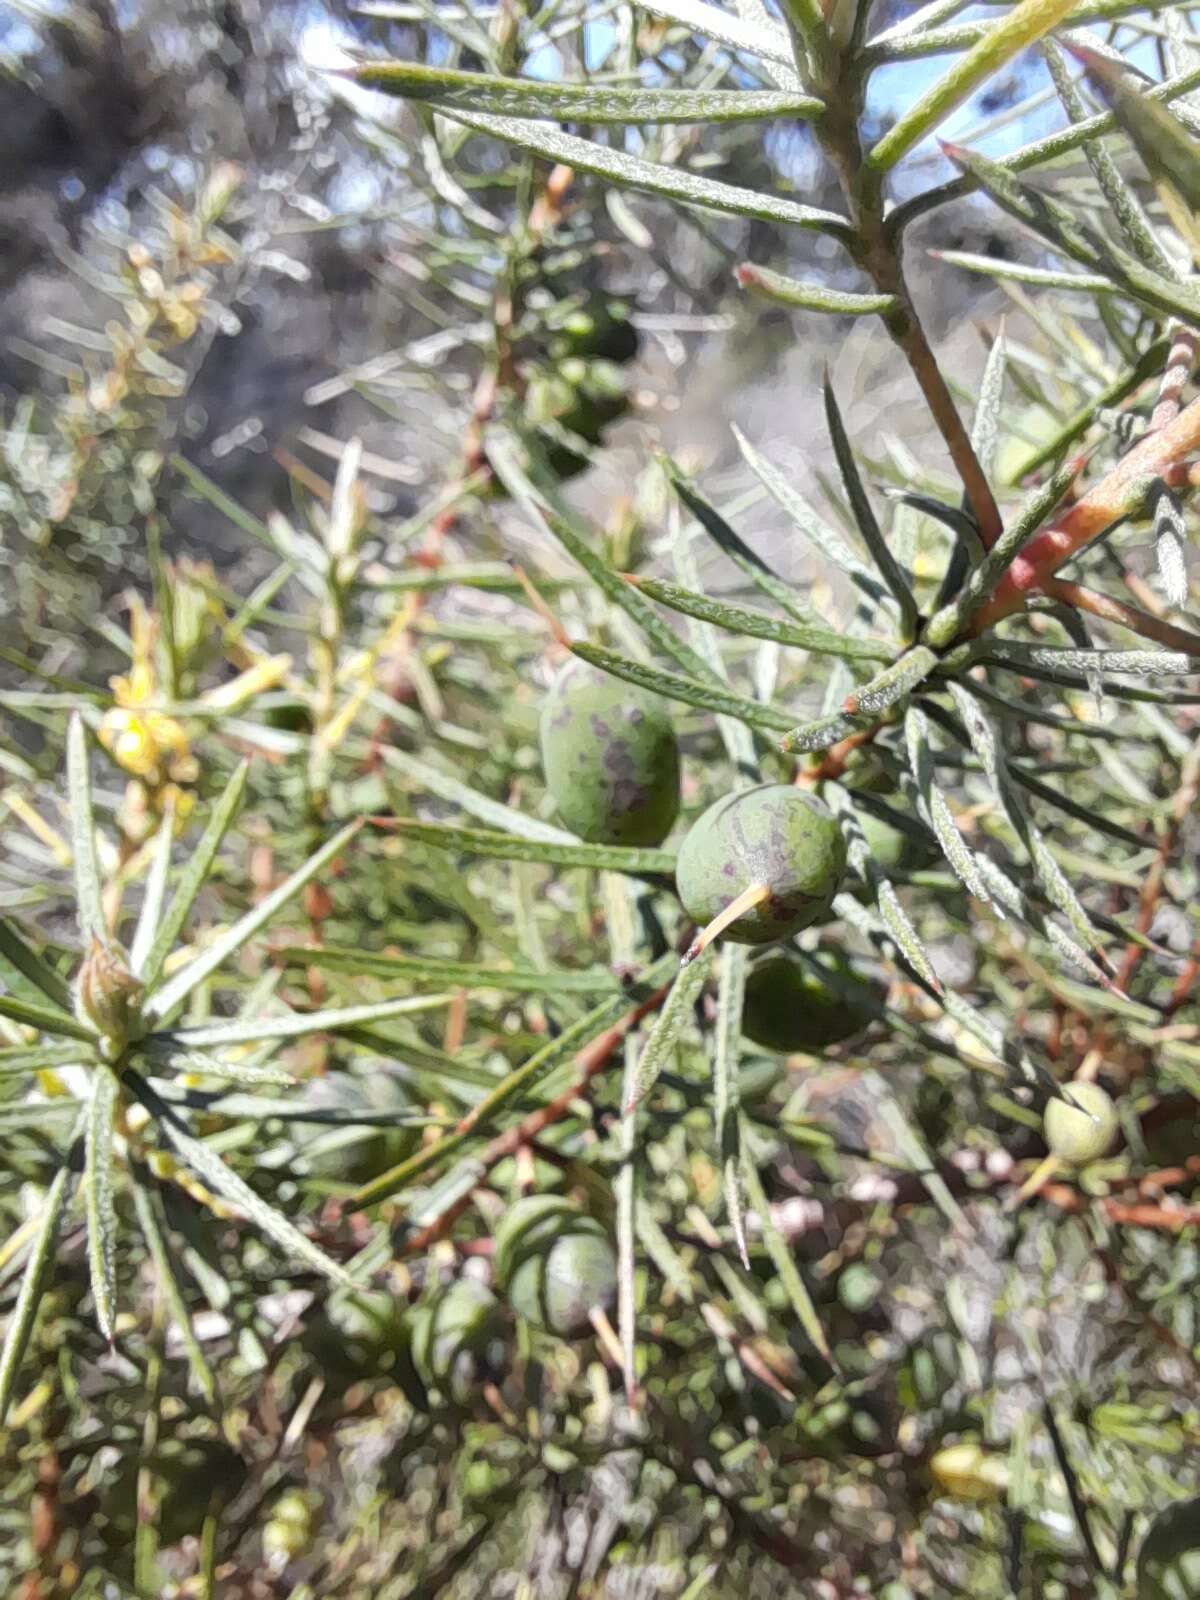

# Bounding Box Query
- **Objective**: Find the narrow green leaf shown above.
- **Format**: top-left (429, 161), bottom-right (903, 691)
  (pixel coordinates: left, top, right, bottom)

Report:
top-left (572, 641), bottom-right (795, 734)
top-left (632, 576), bottom-right (892, 662)
top-left (972, 853), bottom-right (1109, 984)
top-left (734, 262), bottom-right (896, 315)
top-left (945, 684), bottom-right (1114, 968)
top-left (140, 1043), bottom-right (297, 1089)
top-left (1008, 764), bottom-right (1147, 847)
top-left (127, 1074), bottom-right (356, 1288)
top-left (367, 818), bottom-right (676, 876)
top-left (130, 797), bottom-right (176, 979)
top-left (972, 327), bottom-right (1008, 485)
top-left (381, 746), bottom-right (576, 844)
top-left (868, 0), bottom-right (1191, 65)
top-left (440, 110), bottom-right (851, 236)
top-left (778, 709), bottom-right (862, 754)
top-left (628, 949), bottom-right (714, 1110)
top-left (277, 943), bottom-right (624, 994)
top-left (0, 1042), bottom-right (86, 1076)
top-left (131, 1182), bottom-right (217, 1408)
top-left (159, 993), bottom-right (453, 1050)
top-left (906, 708), bottom-right (995, 908)
top-left (733, 424), bottom-right (890, 605)
top-left (986, 643), bottom-right (1200, 677)
top-left (925, 455), bottom-right (1083, 646)
top-left (349, 62), bottom-right (823, 124)
top-left (739, 1141), bottom-right (831, 1363)
top-left (145, 819), bottom-right (363, 1024)
top-left (139, 763), bottom-right (249, 993)
top-left (868, 0), bottom-right (1081, 170)
top-left (0, 1101), bottom-right (80, 1128)
top-left (872, 1079), bottom-right (968, 1233)
top-left (823, 379), bottom-right (920, 640)
top-left (662, 455), bottom-right (822, 627)
top-left (172, 455), bottom-right (273, 550)
top-left (942, 144), bottom-right (1200, 326)
top-left (0, 993), bottom-right (96, 1042)
top-left (874, 883), bottom-right (943, 992)
top-left (671, 527), bottom-right (758, 777)
top-left (67, 714), bottom-right (105, 946)
top-left (617, 1036), bottom-right (638, 1402)
top-left (849, 647), bottom-right (937, 717)
top-left (487, 432), bottom-right (723, 686)
top-left (714, 945), bottom-right (749, 1269)
top-left (0, 1141), bottom-right (79, 1423)
top-left (84, 1066), bottom-right (120, 1344)
top-left (354, 954), bottom-right (679, 1206)
top-left (639, 0), bottom-right (793, 65)
top-left (0, 918), bottom-right (73, 1013)
top-left (1044, 41), bottom-right (1177, 277)
top-left (1071, 40), bottom-right (1200, 210)
top-left (932, 250), bottom-right (1122, 295)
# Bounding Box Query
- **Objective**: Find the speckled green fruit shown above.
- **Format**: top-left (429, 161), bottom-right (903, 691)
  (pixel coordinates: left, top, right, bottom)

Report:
top-left (742, 953), bottom-right (876, 1053)
top-left (495, 1195), bottom-right (617, 1338)
top-left (1138, 1499), bottom-right (1200, 1600)
top-left (676, 785), bottom-right (846, 945)
top-left (540, 661), bottom-right (680, 846)
top-left (855, 807), bottom-right (938, 875)
top-left (1044, 1081), bottom-right (1119, 1165)
top-left (409, 1279), bottom-right (503, 1402)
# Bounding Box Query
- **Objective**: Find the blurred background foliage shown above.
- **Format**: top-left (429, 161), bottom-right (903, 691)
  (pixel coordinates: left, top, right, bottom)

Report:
top-left (0, 3), bottom-right (1199, 1599)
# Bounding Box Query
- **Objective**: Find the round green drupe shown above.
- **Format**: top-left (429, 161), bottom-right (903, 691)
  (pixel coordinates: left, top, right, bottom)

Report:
top-left (409, 1278), bottom-right (503, 1402)
top-left (540, 661), bottom-right (680, 846)
top-left (1044, 1081), bottom-right (1119, 1166)
top-left (742, 952), bottom-right (877, 1053)
top-left (495, 1195), bottom-right (617, 1338)
top-left (675, 785), bottom-right (846, 946)
top-left (1138, 1499), bottom-right (1200, 1600)
top-left (855, 807), bottom-right (939, 876)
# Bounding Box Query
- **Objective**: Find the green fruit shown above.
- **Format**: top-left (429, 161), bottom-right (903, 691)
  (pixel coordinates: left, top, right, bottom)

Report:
top-left (676, 785), bottom-right (846, 946)
top-left (1138, 1499), bottom-right (1200, 1600)
top-left (409, 1279), bottom-right (502, 1401)
top-left (495, 1195), bottom-right (617, 1338)
top-left (1044, 1081), bottom-right (1119, 1165)
top-left (540, 661), bottom-right (680, 846)
top-left (547, 297), bottom-right (638, 364)
top-left (742, 953), bottom-right (876, 1053)
top-left (855, 807), bottom-right (938, 875)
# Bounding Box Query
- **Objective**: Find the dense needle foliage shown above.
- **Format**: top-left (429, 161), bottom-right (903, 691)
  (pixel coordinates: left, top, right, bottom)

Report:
top-left (3, 1), bottom-right (1200, 1595)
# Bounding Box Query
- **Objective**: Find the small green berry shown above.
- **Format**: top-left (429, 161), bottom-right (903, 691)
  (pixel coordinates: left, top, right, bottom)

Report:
top-left (540, 661), bottom-right (680, 846)
top-left (1043, 1081), bottom-right (1119, 1165)
top-left (676, 784), bottom-right (846, 949)
top-left (495, 1195), bottom-right (617, 1338)
top-left (742, 952), bottom-right (876, 1053)
top-left (409, 1279), bottom-right (503, 1402)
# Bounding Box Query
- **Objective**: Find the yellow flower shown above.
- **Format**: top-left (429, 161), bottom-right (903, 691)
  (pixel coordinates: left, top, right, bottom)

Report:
top-left (929, 1441), bottom-right (1009, 1503)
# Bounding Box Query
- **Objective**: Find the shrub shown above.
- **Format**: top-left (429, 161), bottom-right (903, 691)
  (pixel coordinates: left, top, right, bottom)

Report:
top-left (3, 1), bottom-right (1200, 1594)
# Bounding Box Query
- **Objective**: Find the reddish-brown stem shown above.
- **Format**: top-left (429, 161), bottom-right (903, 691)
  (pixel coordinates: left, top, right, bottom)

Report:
top-left (882, 302), bottom-right (1004, 548)
top-left (1151, 323), bottom-right (1199, 434)
top-left (398, 977), bottom-right (673, 1256)
top-left (1041, 578), bottom-right (1200, 655)
top-left (970, 393), bottom-right (1200, 633)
